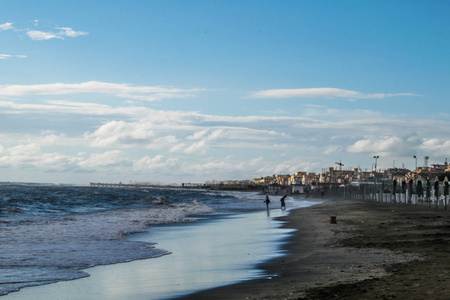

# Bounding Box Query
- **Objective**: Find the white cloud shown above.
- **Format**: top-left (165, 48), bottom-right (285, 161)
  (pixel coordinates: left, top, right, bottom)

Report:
top-left (2, 92), bottom-right (450, 183)
top-left (1, 21), bottom-right (87, 40)
top-left (8, 143), bottom-right (41, 156)
top-left (56, 27), bottom-right (88, 38)
top-left (27, 30), bottom-right (64, 40)
top-left (0, 54), bottom-right (27, 59)
top-left (77, 150), bottom-right (129, 169)
top-left (88, 120), bottom-right (156, 147)
top-left (84, 116), bottom-right (290, 155)
top-left (250, 88), bottom-right (419, 99)
top-left (0, 144), bottom-right (129, 172)
top-left (134, 155), bottom-right (179, 171)
top-left (419, 139), bottom-right (450, 157)
top-left (347, 136), bottom-right (421, 157)
top-left (0, 22), bottom-right (14, 30)
top-left (0, 143), bottom-right (42, 167)
top-left (0, 81), bottom-right (204, 101)
top-left (146, 136), bottom-right (179, 150)
top-left (0, 100), bottom-right (146, 117)
top-left (26, 26), bottom-right (88, 40)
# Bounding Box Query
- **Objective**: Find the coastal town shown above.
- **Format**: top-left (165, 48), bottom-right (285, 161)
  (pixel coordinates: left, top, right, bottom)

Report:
top-left (90, 158), bottom-right (450, 204)
top-left (218, 159), bottom-right (450, 190)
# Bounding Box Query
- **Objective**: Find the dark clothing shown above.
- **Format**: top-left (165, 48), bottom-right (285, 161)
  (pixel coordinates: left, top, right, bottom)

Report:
top-left (280, 195), bottom-right (286, 210)
top-left (264, 196), bottom-right (270, 209)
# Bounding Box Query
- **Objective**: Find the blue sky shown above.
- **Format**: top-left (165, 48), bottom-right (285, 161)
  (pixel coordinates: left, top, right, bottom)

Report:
top-left (0, 0), bottom-right (449, 184)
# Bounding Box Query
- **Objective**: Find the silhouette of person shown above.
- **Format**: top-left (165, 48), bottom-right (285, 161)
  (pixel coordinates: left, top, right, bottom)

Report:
top-left (264, 195), bottom-right (271, 210)
top-left (280, 195), bottom-right (286, 210)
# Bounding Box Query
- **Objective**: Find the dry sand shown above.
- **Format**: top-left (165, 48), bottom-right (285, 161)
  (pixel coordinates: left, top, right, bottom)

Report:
top-left (180, 198), bottom-right (450, 300)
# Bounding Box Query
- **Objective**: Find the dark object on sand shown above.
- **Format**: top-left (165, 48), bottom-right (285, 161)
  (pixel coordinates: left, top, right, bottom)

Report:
top-left (329, 216), bottom-right (337, 224)
top-left (417, 180), bottom-right (423, 198)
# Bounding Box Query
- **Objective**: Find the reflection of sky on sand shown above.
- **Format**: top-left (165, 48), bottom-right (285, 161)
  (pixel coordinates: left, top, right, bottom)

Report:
top-left (5, 199), bottom-right (313, 300)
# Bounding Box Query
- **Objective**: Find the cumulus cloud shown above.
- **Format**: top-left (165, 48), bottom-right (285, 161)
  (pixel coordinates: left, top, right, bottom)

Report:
top-left (0, 22), bottom-right (14, 30)
top-left (0, 81), bottom-right (203, 101)
top-left (85, 116), bottom-right (290, 155)
top-left (2, 90), bottom-right (450, 183)
top-left (250, 88), bottom-right (419, 100)
top-left (7, 143), bottom-right (41, 157)
top-left (347, 136), bottom-right (411, 155)
top-left (134, 155), bottom-right (179, 171)
top-left (88, 120), bottom-right (156, 147)
top-left (0, 143), bottom-right (130, 172)
top-left (346, 135), bottom-right (433, 158)
top-left (419, 139), bottom-right (450, 157)
top-left (78, 150), bottom-right (129, 169)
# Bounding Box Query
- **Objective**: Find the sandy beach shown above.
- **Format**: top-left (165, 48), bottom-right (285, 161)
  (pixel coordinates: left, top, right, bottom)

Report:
top-left (181, 198), bottom-right (450, 300)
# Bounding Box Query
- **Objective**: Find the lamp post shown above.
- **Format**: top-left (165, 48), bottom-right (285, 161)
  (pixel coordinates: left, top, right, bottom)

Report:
top-left (444, 176), bottom-right (448, 210)
top-left (373, 155), bottom-right (379, 201)
top-left (435, 176), bottom-right (440, 209)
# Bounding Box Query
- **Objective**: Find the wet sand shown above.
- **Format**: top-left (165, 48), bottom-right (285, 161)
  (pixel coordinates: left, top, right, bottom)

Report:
top-left (2, 209), bottom-right (296, 300)
top-left (180, 199), bottom-right (450, 300)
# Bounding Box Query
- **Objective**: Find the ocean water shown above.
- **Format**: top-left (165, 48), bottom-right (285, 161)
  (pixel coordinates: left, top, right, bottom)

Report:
top-left (0, 184), bottom-right (313, 298)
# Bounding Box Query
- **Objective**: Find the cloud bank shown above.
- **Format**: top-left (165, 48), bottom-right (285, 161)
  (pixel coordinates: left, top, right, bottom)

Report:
top-left (1, 96), bottom-right (449, 183)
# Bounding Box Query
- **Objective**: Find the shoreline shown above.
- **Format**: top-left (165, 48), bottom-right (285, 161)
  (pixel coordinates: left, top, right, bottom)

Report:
top-left (1, 200), bottom-right (303, 300)
top-left (180, 198), bottom-right (450, 299)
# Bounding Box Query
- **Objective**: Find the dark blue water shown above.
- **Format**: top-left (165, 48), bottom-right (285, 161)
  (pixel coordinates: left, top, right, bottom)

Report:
top-left (0, 184), bottom-right (274, 296)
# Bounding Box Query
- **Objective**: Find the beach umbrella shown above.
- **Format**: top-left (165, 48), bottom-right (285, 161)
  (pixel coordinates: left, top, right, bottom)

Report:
top-left (435, 178), bottom-right (439, 196)
top-left (408, 180), bottom-right (413, 204)
top-left (435, 177), bottom-right (439, 209)
top-left (445, 177), bottom-right (449, 195)
top-left (426, 180), bottom-right (431, 208)
top-left (417, 180), bottom-right (423, 199)
top-left (393, 179), bottom-right (397, 203)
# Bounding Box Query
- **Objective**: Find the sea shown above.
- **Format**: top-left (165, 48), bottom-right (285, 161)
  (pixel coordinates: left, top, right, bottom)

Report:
top-left (0, 183), bottom-right (316, 299)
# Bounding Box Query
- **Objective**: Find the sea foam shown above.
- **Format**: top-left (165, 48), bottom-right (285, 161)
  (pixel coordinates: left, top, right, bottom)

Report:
top-left (0, 199), bottom-right (214, 296)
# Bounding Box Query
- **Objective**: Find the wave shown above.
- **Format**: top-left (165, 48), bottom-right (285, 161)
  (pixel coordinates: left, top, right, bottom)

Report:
top-left (0, 200), bottom-right (214, 296)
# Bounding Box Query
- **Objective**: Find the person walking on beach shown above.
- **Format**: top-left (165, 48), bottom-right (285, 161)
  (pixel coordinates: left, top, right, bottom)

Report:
top-left (264, 195), bottom-right (271, 210)
top-left (280, 195), bottom-right (286, 210)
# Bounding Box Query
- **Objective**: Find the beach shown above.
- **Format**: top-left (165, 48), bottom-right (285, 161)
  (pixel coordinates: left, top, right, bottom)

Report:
top-left (3, 190), bottom-right (450, 300)
top-left (181, 198), bottom-right (450, 300)
top-left (1, 187), bottom-right (314, 300)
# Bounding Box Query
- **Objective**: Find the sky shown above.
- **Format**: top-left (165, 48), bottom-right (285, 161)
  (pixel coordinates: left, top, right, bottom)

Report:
top-left (0, 0), bottom-right (449, 184)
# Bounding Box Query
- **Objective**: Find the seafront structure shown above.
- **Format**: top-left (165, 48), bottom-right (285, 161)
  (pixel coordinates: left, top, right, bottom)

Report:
top-left (90, 159), bottom-right (450, 206)
top-left (245, 160), bottom-right (450, 207)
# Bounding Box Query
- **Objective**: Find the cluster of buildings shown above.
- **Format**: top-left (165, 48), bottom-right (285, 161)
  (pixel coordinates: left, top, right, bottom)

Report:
top-left (210, 160), bottom-right (450, 193)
